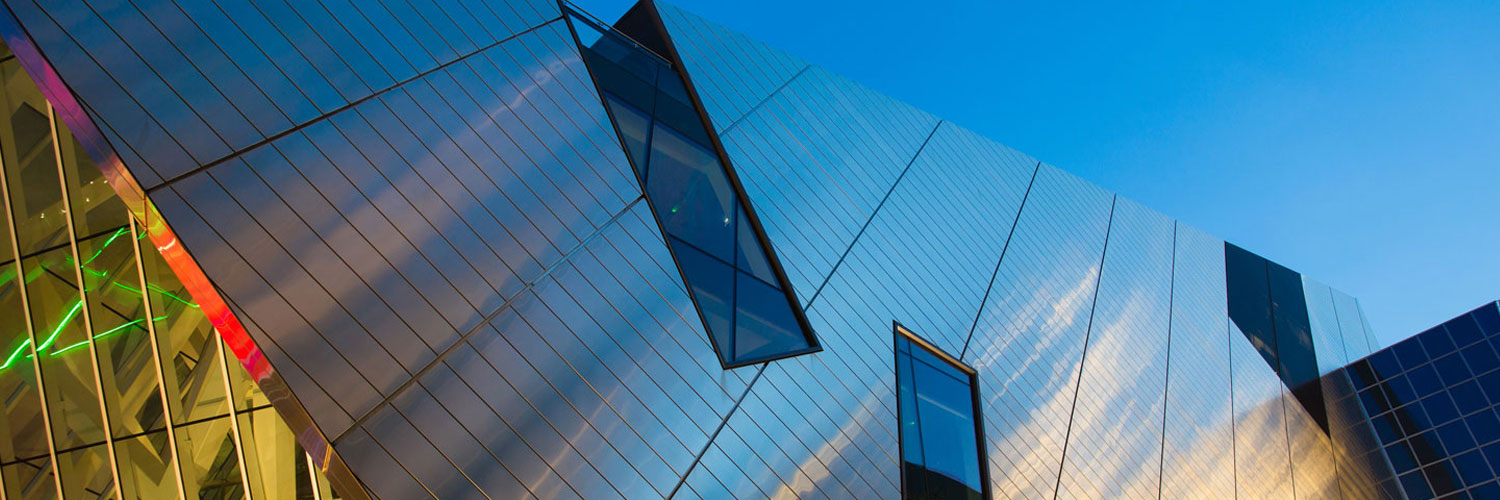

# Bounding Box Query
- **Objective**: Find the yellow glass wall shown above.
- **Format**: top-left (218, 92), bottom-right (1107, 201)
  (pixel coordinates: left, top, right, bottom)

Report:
top-left (0, 42), bottom-right (339, 500)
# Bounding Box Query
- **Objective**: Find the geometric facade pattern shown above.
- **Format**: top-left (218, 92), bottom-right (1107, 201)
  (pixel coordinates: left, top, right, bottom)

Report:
top-left (0, 0), bottom-right (1479, 499)
top-left (0, 39), bottom-right (339, 499)
top-left (1340, 302), bottom-right (1500, 499)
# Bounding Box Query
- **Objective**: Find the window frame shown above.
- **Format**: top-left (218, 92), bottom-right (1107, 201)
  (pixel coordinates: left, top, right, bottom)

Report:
top-left (561, 6), bottom-right (822, 369)
top-left (894, 322), bottom-right (990, 500)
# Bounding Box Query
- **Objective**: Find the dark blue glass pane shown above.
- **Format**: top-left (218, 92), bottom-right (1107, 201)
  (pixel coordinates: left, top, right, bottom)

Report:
top-left (1469, 410), bottom-right (1500, 446)
top-left (732, 271), bottom-right (806, 361)
top-left (1440, 421), bottom-right (1478, 452)
top-left (1455, 450), bottom-right (1493, 486)
top-left (1469, 481), bottom-right (1500, 499)
top-left (1474, 305), bottom-right (1500, 336)
top-left (1425, 462), bottom-right (1461, 495)
top-left (602, 95), bottom-right (652, 181)
top-left (1401, 470), bottom-right (1435, 500)
top-left (651, 73), bottom-right (713, 147)
top-left (668, 237), bottom-right (734, 359)
top-left (1450, 317), bottom-right (1485, 347)
top-left (1371, 350), bottom-right (1403, 380)
top-left (1410, 365), bottom-right (1445, 397)
top-left (1373, 413), bottom-right (1402, 443)
top-left (1463, 343), bottom-right (1500, 374)
top-left (1435, 354), bottom-right (1475, 388)
top-left (1411, 433), bottom-right (1446, 465)
top-left (1480, 371), bottom-right (1500, 403)
top-left (1396, 337), bottom-right (1431, 370)
top-left (1396, 406), bottom-right (1428, 437)
top-left (1423, 327), bottom-right (1458, 357)
top-left (1389, 375), bottom-right (1419, 405)
top-left (1352, 360), bottom-right (1380, 387)
top-left (1451, 381), bottom-right (1488, 416)
top-left (1425, 394), bottom-right (1461, 425)
top-left (911, 358), bottom-right (982, 493)
top-left (734, 209), bottom-right (776, 285)
top-left (1484, 443), bottom-right (1500, 474)
top-left (1387, 442), bottom-right (1418, 472)
top-left (1361, 388), bottom-right (1392, 415)
top-left (576, 32), bottom-right (660, 112)
top-left (648, 123), bottom-right (736, 260)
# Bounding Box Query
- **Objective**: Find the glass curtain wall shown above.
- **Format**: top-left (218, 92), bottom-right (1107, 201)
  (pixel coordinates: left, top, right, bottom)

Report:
top-left (0, 42), bottom-right (340, 500)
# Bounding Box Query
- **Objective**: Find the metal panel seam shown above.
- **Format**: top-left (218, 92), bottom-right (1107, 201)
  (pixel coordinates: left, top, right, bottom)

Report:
top-left (1049, 194), bottom-right (1118, 500)
top-left (958, 160), bottom-right (1041, 361)
top-left (141, 16), bottom-right (566, 195)
top-left (802, 120), bottom-right (943, 310)
top-left (332, 195), bottom-right (647, 444)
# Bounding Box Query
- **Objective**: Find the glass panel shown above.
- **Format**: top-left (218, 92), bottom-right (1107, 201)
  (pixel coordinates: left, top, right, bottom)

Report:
top-left (175, 417), bottom-right (245, 499)
top-left (0, 260), bottom-right (47, 462)
top-left (3, 458), bottom-right (57, 500)
top-left (733, 271), bottom-right (804, 361)
top-left (602, 95), bottom-right (652, 180)
top-left (115, 431), bottom-right (179, 500)
top-left (0, 60), bottom-right (65, 255)
top-left (734, 209), bottom-right (776, 285)
top-left (140, 245), bottom-right (229, 421)
top-left (55, 120), bottom-right (126, 238)
top-left (568, 8), bottom-right (820, 368)
top-left (896, 330), bottom-right (983, 500)
top-left (647, 123), bottom-right (735, 260)
top-left (23, 248), bottom-right (107, 449)
top-left (223, 338), bottom-right (267, 411)
top-left (78, 227), bottom-right (164, 436)
top-left (237, 408), bottom-right (301, 500)
top-left (56, 444), bottom-right (113, 499)
top-left (667, 237), bottom-right (733, 358)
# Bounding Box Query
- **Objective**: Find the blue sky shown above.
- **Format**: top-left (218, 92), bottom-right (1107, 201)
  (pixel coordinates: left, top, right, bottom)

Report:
top-left (572, 0), bottom-right (1499, 348)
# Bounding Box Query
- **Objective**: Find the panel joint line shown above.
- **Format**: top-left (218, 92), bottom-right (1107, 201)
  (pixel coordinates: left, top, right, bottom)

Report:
top-left (804, 120), bottom-right (943, 310)
top-left (1050, 195), bottom-right (1118, 500)
top-left (960, 161), bottom-right (1041, 361)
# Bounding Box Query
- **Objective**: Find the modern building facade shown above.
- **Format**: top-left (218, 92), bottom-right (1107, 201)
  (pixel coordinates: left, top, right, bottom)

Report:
top-left (1334, 302), bottom-right (1500, 499)
top-left (0, 0), bottom-right (1472, 498)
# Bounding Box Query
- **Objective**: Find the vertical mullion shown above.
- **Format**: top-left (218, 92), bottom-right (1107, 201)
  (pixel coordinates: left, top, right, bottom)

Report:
top-left (130, 216), bottom-right (189, 499)
top-left (305, 452), bottom-right (325, 500)
top-left (0, 100), bottom-right (62, 500)
top-left (48, 103), bottom-right (123, 498)
top-left (217, 335), bottom-right (256, 500)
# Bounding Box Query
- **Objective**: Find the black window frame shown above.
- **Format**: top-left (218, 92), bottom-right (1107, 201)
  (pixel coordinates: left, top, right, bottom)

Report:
top-left (560, 3), bottom-right (821, 369)
top-left (894, 322), bottom-right (990, 500)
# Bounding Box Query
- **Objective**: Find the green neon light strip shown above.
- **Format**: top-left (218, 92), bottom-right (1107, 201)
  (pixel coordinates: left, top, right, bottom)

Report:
top-left (50, 314), bottom-right (167, 356)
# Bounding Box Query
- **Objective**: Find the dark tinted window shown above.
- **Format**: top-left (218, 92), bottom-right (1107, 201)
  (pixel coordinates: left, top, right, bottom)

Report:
top-left (896, 324), bottom-right (986, 500)
top-left (565, 10), bottom-right (819, 368)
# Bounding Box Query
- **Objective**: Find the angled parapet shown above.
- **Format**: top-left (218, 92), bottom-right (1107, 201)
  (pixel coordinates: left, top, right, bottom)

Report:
top-left (0, 3), bottom-right (365, 497)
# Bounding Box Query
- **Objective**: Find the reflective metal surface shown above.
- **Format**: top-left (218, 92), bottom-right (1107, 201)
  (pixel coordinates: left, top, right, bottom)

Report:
top-left (0, 0), bottom-right (1411, 498)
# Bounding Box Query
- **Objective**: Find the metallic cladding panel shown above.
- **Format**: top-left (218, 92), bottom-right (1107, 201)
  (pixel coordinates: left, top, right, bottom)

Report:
top-left (3, 0), bottom-right (559, 185)
top-left (669, 120), bottom-right (1036, 498)
top-left (1334, 288), bottom-right (1376, 361)
top-left (0, 0), bottom-right (1394, 497)
top-left (1160, 224), bottom-right (1236, 499)
top-left (1231, 319), bottom-right (1297, 500)
top-left (1055, 197), bottom-right (1174, 500)
top-left (963, 164), bottom-right (1114, 499)
top-left (1306, 277), bottom-right (1352, 375)
top-left (651, 7), bottom-right (941, 301)
top-left (653, 3), bottom-right (809, 136)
